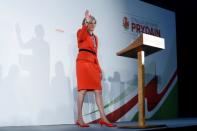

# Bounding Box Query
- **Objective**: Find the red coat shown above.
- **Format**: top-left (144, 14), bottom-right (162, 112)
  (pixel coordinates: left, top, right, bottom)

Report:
top-left (76, 25), bottom-right (102, 91)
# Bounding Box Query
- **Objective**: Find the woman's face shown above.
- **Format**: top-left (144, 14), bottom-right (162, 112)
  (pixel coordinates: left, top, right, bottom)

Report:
top-left (87, 20), bottom-right (96, 32)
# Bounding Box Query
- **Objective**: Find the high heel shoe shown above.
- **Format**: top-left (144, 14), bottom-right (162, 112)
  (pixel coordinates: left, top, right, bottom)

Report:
top-left (76, 120), bottom-right (90, 127)
top-left (98, 119), bottom-right (116, 127)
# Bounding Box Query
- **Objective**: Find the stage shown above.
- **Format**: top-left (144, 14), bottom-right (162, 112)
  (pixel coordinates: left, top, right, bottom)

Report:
top-left (1, 118), bottom-right (197, 131)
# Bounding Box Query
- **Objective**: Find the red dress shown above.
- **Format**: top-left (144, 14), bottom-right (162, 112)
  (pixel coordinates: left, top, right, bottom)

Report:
top-left (76, 25), bottom-right (102, 91)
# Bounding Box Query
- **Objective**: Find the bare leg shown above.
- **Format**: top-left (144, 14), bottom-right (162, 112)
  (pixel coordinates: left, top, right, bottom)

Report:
top-left (77, 90), bottom-right (87, 124)
top-left (94, 90), bottom-right (111, 123)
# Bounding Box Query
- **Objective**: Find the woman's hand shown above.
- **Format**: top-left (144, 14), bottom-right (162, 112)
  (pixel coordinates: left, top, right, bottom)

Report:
top-left (85, 10), bottom-right (91, 24)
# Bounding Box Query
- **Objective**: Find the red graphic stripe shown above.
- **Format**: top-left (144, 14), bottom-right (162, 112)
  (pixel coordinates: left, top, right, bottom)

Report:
top-left (145, 70), bottom-right (177, 111)
top-left (90, 70), bottom-right (177, 123)
top-left (90, 95), bottom-right (138, 123)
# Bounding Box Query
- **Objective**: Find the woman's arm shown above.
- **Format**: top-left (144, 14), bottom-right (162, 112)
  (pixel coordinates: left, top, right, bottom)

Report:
top-left (77, 25), bottom-right (88, 43)
top-left (77, 10), bottom-right (91, 43)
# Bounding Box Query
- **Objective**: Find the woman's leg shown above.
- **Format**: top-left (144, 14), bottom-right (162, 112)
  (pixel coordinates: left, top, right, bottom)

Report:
top-left (77, 90), bottom-right (87, 124)
top-left (94, 90), bottom-right (111, 123)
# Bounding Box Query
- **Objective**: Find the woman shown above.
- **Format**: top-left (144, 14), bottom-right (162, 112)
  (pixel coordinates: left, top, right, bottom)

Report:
top-left (75, 10), bottom-right (116, 127)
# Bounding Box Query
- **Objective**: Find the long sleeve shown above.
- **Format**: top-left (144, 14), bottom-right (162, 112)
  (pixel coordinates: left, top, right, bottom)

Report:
top-left (77, 25), bottom-right (88, 43)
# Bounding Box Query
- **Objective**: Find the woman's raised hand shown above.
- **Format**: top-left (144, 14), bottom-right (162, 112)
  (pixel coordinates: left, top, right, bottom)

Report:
top-left (85, 10), bottom-right (91, 23)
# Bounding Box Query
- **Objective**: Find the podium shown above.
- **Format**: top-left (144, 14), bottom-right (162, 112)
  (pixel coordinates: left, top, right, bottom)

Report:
top-left (117, 33), bottom-right (165, 128)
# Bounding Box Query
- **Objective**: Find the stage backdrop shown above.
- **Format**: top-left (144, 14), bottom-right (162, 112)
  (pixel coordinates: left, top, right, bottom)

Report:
top-left (0, 0), bottom-right (177, 126)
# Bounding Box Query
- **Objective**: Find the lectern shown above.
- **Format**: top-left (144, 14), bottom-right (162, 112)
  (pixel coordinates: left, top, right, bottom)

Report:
top-left (117, 33), bottom-right (165, 128)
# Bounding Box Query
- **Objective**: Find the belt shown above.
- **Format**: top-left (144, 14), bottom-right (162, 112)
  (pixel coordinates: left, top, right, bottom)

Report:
top-left (79, 49), bottom-right (96, 55)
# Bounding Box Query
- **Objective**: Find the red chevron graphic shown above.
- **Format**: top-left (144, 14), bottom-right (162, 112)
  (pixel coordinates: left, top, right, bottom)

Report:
top-left (90, 70), bottom-right (177, 123)
top-left (145, 70), bottom-right (177, 111)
